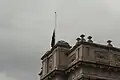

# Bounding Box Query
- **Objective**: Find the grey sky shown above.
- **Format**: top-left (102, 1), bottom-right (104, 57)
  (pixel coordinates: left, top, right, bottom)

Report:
top-left (0, 0), bottom-right (120, 80)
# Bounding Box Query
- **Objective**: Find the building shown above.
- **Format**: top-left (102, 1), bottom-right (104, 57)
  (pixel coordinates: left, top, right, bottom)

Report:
top-left (39, 34), bottom-right (120, 80)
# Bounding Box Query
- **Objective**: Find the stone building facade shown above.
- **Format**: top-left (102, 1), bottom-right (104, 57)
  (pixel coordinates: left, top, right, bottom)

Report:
top-left (39, 35), bottom-right (120, 80)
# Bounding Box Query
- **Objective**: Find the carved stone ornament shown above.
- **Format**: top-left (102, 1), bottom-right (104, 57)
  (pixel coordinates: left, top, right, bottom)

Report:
top-left (95, 50), bottom-right (109, 64)
top-left (114, 54), bottom-right (120, 62)
top-left (114, 54), bottom-right (120, 66)
top-left (48, 57), bottom-right (53, 71)
top-left (69, 53), bottom-right (76, 64)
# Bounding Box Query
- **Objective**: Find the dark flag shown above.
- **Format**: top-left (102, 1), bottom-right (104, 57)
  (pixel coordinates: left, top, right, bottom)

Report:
top-left (51, 12), bottom-right (56, 47)
top-left (51, 29), bottom-right (55, 47)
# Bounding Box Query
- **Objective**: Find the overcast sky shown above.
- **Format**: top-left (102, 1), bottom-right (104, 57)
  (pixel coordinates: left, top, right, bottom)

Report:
top-left (1, 0), bottom-right (120, 80)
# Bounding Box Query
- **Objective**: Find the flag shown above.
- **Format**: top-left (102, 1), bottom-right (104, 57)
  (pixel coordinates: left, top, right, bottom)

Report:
top-left (51, 29), bottom-right (55, 47)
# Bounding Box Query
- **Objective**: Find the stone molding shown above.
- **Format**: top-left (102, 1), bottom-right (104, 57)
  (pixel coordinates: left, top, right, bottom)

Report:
top-left (65, 60), bottom-right (120, 74)
top-left (40, 69), bottom-right (65, 80)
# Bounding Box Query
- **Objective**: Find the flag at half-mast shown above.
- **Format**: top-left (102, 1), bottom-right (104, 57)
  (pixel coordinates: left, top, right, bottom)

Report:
top-left (51, 29), bottom-right (55, 47)
top-left (51, 12), bottom-right (56, 47)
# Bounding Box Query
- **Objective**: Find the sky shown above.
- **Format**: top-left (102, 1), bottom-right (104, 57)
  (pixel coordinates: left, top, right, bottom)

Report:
top-left (0, 0), bottom-right (120, 80)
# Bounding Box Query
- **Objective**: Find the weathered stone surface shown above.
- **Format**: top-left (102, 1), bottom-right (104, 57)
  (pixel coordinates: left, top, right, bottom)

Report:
top-left (39, 37), bottom-right (120, 80)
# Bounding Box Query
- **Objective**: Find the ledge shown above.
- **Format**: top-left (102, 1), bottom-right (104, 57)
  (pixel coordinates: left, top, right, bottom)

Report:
top-left (65, 60), bottom-right (120, 74)
top-left (40, 69), bottom-right (65, 80)
top-left (68, 41), bottom-right (120, 55)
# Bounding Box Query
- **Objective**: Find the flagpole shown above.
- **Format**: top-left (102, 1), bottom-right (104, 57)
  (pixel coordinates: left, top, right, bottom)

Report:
top-left (55, 12), bottom-right (57, 30)
top-left (54, 12), bottom-right (57, 45)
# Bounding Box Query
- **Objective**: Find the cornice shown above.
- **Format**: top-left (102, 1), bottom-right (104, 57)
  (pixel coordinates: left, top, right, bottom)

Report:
top-left (40, 69), bottom-right (65, 80)
top-left (41, 41), bottom-right (120, 60)
top-left (67, 41), bottom-right (120, 55)
top-left (65, 60), bottom-right (120, 74)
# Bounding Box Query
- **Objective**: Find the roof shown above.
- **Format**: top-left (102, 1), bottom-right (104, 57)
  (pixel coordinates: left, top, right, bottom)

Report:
top-left (41, 40), bottom-right (71, 60)
top-left (69, 41), bottom-right (120, 54)
top-left (41, 40), bottom-right (120, 60)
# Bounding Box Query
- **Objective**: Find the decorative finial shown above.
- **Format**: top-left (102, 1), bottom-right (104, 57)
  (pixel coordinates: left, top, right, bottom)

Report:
top-left (87, 36), bottom-right (93, 43)
top-left (80, 34), bottom-right (86, 42)
top-left (107, 40), bottom-right (113, 47)
top-left (80, 34), bottom-right (85, 38)
top-left (76, 37), bottom-right (81, 43)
